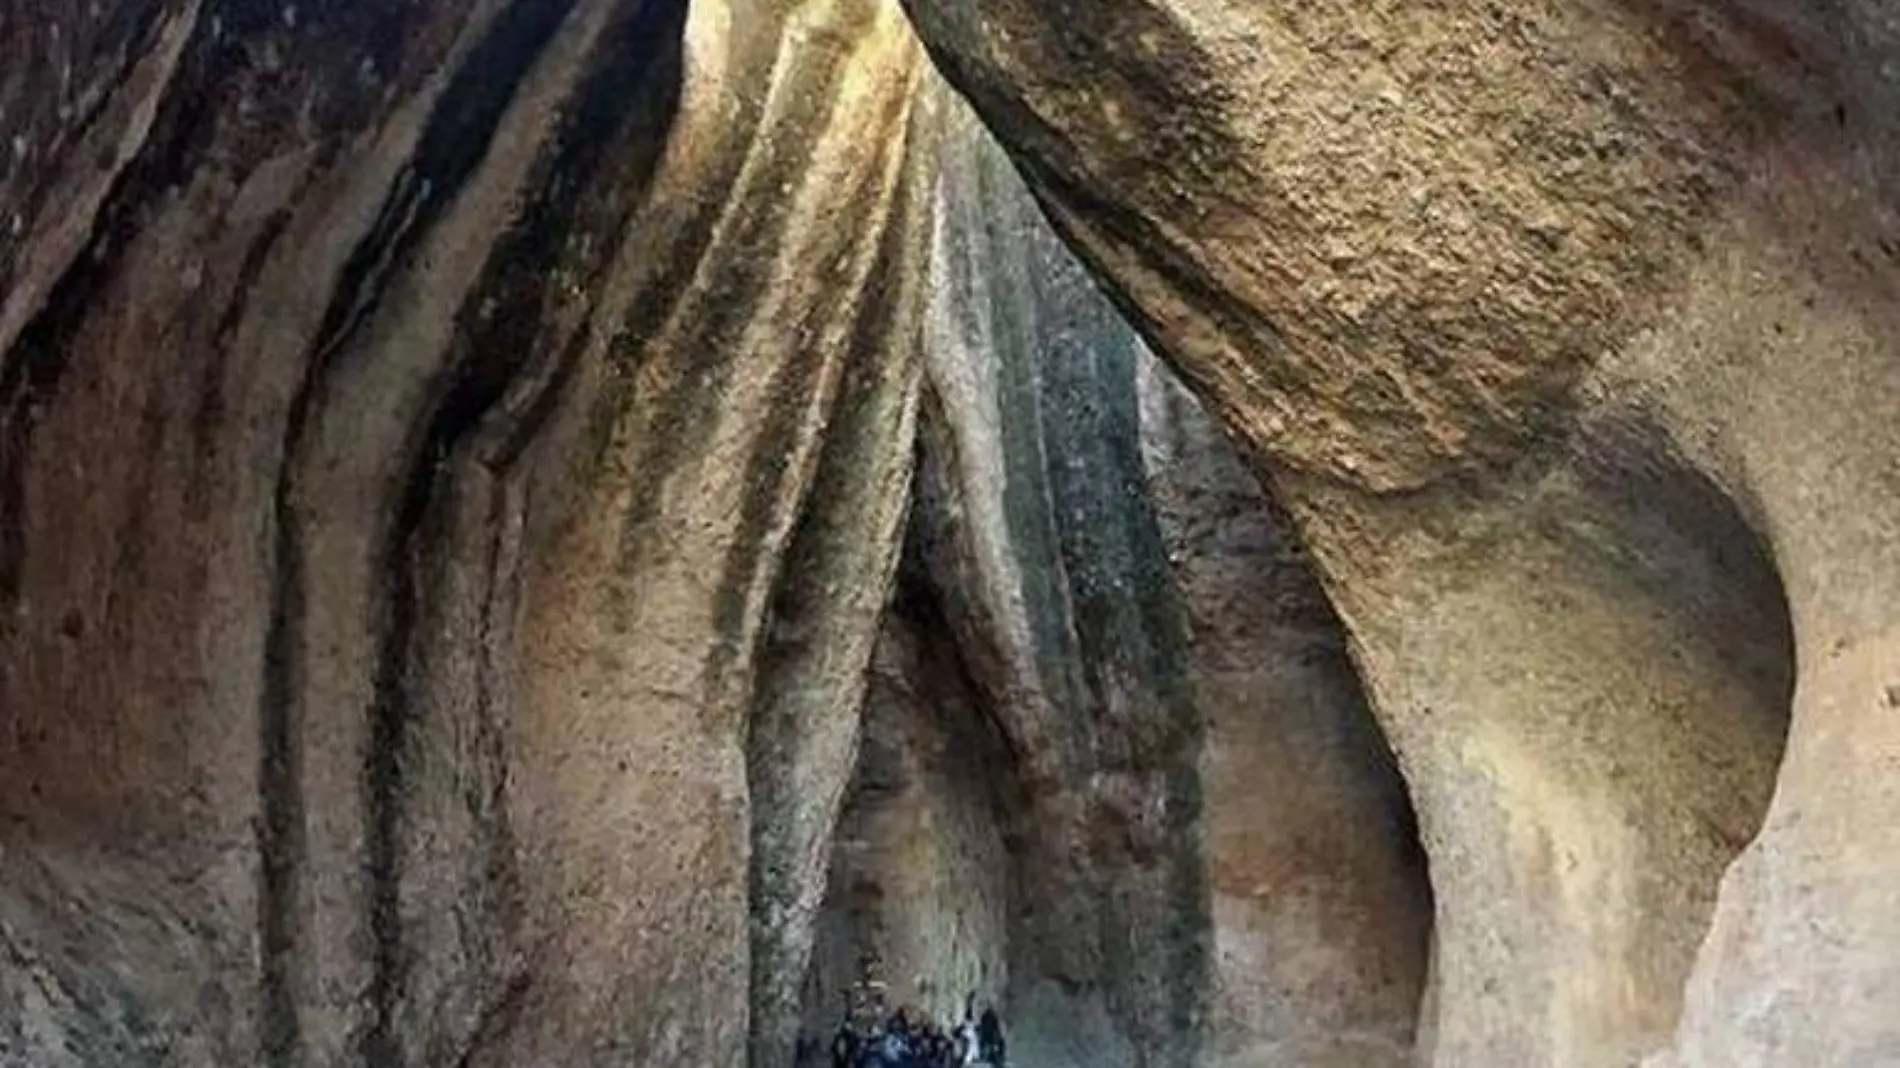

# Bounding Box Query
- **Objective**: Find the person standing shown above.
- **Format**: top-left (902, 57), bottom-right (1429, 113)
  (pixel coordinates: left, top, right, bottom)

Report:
top-left (976, 1006), bottom-right (1006, 1067)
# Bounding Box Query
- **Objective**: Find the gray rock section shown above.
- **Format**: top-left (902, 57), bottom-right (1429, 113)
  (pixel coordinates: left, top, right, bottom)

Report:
top-left (904, 98), bottom-right (1209, 1068)
top-left (802, 96), bottom-right (1437, 1068)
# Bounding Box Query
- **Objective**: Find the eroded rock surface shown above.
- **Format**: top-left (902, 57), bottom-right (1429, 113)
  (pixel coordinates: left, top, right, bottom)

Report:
top-left (797, 96), bottom-right (1438, 1068)
top-left (900, 98), bottom-right (1208, 1068)
top-left (1, 1), bottom-right (940, 1065)
top-left (1136, 359), bottom-right (1431, 1068)
top-left (904, 1), bottom-right (1900, 1066)
top-left (7, 0), bottom-right (1900, 1066)
top-left (797, 565), bottom-right (1014, 1041)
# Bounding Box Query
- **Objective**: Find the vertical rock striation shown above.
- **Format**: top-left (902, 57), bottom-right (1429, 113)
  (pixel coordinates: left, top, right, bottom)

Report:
top-left (900, 97), bottom-right (1211, 1068)
top-left (1, 2), bottom-right (943, 1065)
top-left (803, 95), bottom-right (1435, 1068)
top-left (8, 0), bottom-right (1897, 1065)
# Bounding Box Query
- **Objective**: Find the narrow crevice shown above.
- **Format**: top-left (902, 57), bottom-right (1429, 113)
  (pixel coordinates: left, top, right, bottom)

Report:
top-left (796, 530), bottom-right (1027, 1057)
top-left (888, 523), bottom-right (1034, 834)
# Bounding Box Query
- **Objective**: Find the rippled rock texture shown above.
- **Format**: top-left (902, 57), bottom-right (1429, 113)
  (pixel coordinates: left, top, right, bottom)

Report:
top-left (7, 0), bottom-right (1900, 1066)
top-left (1, 1), bottom-right (937, 1064)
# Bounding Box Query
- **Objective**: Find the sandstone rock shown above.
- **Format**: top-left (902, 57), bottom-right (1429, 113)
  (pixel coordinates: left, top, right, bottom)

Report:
top-left (797, 569), bottom-right (1014, 1041)
top-left (800, 95), bottom-right (1438, 1068)
top-left (903, 1), bottom-right (1900, 1065)
top-left (1, 1), bottom-right (939, 1065)
top-left (899, 97), bottom-right (1208, 1067)
top-left (1136, 357), bottom-right (1431, 1068)
top-left (9, 0), bottom-right (1899, 1065)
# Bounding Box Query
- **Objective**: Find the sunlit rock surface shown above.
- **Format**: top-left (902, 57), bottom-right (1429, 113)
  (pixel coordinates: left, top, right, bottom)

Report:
top-left (905, 1), bottom-right (1900, 1065)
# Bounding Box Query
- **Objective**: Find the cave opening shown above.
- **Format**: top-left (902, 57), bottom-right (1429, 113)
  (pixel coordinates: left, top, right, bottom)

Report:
top-left (791, 351), bottom-right (1444, 1068)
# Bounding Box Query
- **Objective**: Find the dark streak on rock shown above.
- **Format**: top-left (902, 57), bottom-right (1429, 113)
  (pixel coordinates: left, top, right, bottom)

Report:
top-left (606, 18), bottom-right (849, 585)
top-left (192, 209), bottom-right (292, 474)
top-left (0, 5), bottom-right (214, 609)
top-left (0, 0), bottom-right (173, 291)
top-left (345, 3), bottom-right (592, 1064)
top-left (477, 0), bottom-right (688, 478)
top-left (359, 1), bottom-right (687, 1060)
top-left (450, 970), bottom-right (533, 1068)
top-left (257, 472), bottom-right (307, 1068)
top-left (306, 0), bottom-right (578, 383)
top-left (697, 63), bottom-right (878, 712)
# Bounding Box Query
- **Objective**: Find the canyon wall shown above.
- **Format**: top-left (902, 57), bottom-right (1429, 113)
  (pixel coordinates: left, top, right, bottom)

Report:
top-left (2, 1), bottom-right (938, 1064)
top-left (903, 1), bottom-right (1900, 1065)
top-left (1136, 360), bottom-right (1431, 1068)
top-left (795, 101), bottom-right (1431, 1068)
top-left (5, 0), bottom-right (1900, 1066)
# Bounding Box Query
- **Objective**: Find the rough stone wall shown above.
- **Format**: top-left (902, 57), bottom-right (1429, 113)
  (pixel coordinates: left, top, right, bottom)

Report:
top-left (505, 2), bottom-right (938, 1065)
top-left (900, 98), bottom-right (1209, 1068)
top-left (1603, 172), bottom-right (1900, 1068)
top-left (0, 2), bottom-right (940, 1066)
top-left (1135, 357), bottom-right (1432, 1068)
top-left (802, 94), bottom-right (1438, 1068)
top-left (796, 571), bottom-right (1014, 1042)
top-left (901, 1), bottom-right (1894, 1066)
top-left (8, 1), bottom-right (1897, 1066)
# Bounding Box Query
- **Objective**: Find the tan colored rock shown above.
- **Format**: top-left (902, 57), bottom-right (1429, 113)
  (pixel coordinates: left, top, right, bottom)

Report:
top-left (10, 0), bottom-right (1897, 1065)
top-left (1601, 173), bottom-right (1900, 1068)
top-left (897, 97), bottom-right (1210, 1067)
top-left (1137, 356), bottom-right (1431, 1068)
top-left (0, 1), bottom-right (940, 1065)
top-left (505, 3), bottom-right (936, 1064)
top-left (902, 0), bottom-right (1782, 494)
top-left (904, 0), bottom-right (1900, 1065)
top-left (799, 586), bottom-right (1013, 1037)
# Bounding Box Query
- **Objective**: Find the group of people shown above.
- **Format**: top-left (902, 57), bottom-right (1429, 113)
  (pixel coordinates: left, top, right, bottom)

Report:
top-left (820, 994), bottom-right (1006, 1067)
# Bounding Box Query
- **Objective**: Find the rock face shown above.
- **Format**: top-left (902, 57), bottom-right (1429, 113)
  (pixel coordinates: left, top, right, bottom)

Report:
top-left (6, 0), bottom-right (1900, 1066)
top-left (796, 566), bottom-right (1014, 1045)
top-left (904, 1), bottom-right (1900, 1066)
top-left (1, 1), bottom-right (940, 1065)
top-left (1136, 360), bottom-right (1432, 1068)
top-left (884, 97), bottom-right (1210, 1068)
top-left (795, 99), bottom-right (1430, 1068)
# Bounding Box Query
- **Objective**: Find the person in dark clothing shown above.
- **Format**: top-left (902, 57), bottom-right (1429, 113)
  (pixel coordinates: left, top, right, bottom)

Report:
top-left (874, 1025), bottom-right (910, 1067)
top-left (830, 1025), bottom-right (854, 1068)
top-left (976, 1006), bottom-right (1005, 1067)
top-left (910, 1016), bottom-right (949, 1068)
